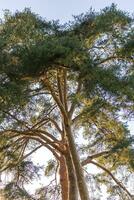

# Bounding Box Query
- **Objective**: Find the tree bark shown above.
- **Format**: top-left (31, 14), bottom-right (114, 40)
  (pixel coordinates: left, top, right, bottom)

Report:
top-left (45, 75), bottom-right (89, 199)
top-left (65, 152), bottom-right (78, 200)
top-left (59, 155), bottom-right (69, 200)
top-left (64, 120), bottom-right (90, 200)
top-left (59, 153), bottom-right (78, 200)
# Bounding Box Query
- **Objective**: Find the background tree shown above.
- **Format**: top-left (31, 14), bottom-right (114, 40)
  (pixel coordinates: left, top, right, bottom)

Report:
top-left (0, 4), bottom-right (134, 200)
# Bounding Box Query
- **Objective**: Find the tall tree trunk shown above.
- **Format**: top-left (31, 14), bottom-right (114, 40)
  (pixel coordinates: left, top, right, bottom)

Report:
top-left (59, 155), bottom-right (69, 200)
top-left (59, 153), bottom-right (78, 200)
top-left (64, 120), bottom-right (90, 200)
top-left (45, 73), bottom-right (89, 199)
top-left (65, 152), bottom-right (78, 200)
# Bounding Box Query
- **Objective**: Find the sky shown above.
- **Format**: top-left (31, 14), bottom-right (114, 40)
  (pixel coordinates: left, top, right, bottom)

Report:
top-left (0, 0), bottom-right (134, 23)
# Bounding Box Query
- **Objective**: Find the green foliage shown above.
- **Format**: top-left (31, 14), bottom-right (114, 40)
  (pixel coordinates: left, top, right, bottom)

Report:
top-left (94, 4), bottom-right (131, 32)
top-left (4, 182), bottom-right (34, 200)
top-left (0, 5), bottom-right (133, 112)
top-left (2, 8), bottom-right (47, 44)
top-left (45, 159), bottom-right (56, 177)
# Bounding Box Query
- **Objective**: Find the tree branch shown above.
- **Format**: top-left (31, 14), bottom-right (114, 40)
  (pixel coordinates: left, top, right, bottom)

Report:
top-left (81, 151), bottom-right (110, 166)
top-left (82, 159), bottom-right (133, 199)
top-left (44, 78), bottom-right (69, 122)
top-left (69, 80), bottom-right (82, 118)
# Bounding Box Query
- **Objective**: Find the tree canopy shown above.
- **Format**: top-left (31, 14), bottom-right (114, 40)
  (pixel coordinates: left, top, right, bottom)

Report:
top-left (0, 4), bottom-right (134, 200)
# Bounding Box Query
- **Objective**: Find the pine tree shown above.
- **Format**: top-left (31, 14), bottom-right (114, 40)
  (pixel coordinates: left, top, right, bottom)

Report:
top-left (0, 5), bottom-right (134, 200)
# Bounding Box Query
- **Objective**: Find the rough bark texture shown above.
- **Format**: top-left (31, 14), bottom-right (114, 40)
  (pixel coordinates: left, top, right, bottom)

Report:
top-left (65, 152), bottom-right (78, 200)
top-left (65, 121), bottom-right (90, 200)
top-left (59, 155), bottom-right (69, 200)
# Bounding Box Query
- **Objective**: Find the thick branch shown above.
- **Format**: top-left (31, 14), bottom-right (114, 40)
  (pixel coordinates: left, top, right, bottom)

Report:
top-left (44, 79), bottom-right (68, 122)
top-left (81, 151), bottom-right (110, 166)
top-left (63, 69), bottom-right (68, 112)
top-left (1, 129), bottom-right (63, 153)
top-left (57, 69), bottom-right (64, 104)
